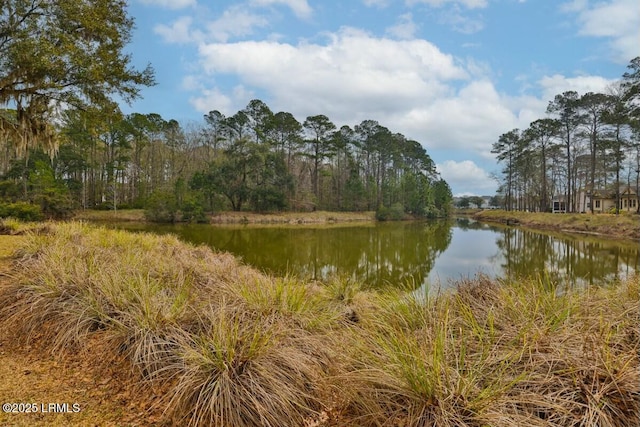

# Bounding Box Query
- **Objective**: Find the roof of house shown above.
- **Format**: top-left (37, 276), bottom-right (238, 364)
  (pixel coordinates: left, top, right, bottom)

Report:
top-left (591, 185), bottom-right (639, 199)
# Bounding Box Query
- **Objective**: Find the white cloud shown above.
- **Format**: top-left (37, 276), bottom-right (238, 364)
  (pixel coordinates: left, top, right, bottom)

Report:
top-left (195, 28), bottom-right (468, 120)
top-left (437, 160), bottom-right (497, 196)
top-left (187, 28), bottom-right (556, 164)
top-left (386, 13), bottom-right (418, 40)
top-left (190, 85), bottom-right (256, 115)
top-left (206, 6), bottom-right (270, 43)
top-left (563, 0), bottom-right (640, 62)
top-left (438, 7), bottom-right (484, 34)
top-left (138, 0), bottom-right (196, 9)
top-left (395, 80), bottom-right (531, 156)
top-left (363, 0), bottom-right (390, 7)
top-left (407, 0), bottom-right (488, 9)
top-left (154, 16), bottom-right (197, 44)
top-left (250, 0), bottom-right (313, 19)
top-left (538, 74), bottom-right (617, 101)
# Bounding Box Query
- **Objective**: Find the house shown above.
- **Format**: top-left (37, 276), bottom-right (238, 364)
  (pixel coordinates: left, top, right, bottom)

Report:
top-left (589, 186), bottom-right (639, 213)
top-left (551, 196), bottom-right (567, 213)
top-left (551, 189), bottom-right (588, 213)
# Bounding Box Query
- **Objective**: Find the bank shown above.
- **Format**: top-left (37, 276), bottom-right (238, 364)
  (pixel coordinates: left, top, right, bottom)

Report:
top-left (472, 209), bottom-right (640, 241)
top-left (0, 220), bottom-right (638, 426)
top-left (71, 208), bottom-right (376, 225)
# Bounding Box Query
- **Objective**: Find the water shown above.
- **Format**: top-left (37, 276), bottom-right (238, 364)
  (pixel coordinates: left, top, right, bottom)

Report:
top-left (108, 218), bottom-right (639, 289)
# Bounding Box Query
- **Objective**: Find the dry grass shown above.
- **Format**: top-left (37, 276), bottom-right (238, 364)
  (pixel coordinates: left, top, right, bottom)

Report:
top-left (473, 209), bottom-right (640, 240)
top-left (0, 221), bottom-right (340, 426)
top-left (0, 219), bottom-right (638, 426)
top-left (337, 275), bottom-right (640, 426)
top-left (72, 209), bottom-right (147, 222)
top-left (71, 209), bottom-right (376, 225)
top-left (210, 210), bottom-right (375, 225)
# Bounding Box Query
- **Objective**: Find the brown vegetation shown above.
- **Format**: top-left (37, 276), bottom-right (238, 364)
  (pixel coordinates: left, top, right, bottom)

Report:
top-left (473, 209), bottom-right (640, 240)
top-left (72, 209), bottom-right (376, 225)
top-left (0, 220), bottom-right (638, 426)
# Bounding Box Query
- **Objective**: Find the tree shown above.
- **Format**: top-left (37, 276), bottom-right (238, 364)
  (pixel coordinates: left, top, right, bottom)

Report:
top-left (602, 85), bottom-right (631, 215)
top-left (621, 57), bottom-right (640, 117)
top-left (243, 99), bottom-right (273, 144)
top-left (271, 111), bottom-right (303, 168)
top-left (203, 110), bottom-right (227, 159)
top-left (547, 91), bottom-right (585, 212)
top-left (492, 129), bottom-right (521, 211)
top-left (469, 196), bottom-right (485, 209)
top-left (303, 115), bottom-right (336, 205)
top-left (0, 0), bottom-right (155, 155)
top-left (432, 179), bottom-right (452, 216)
top-left (579, 92), bottom-right (614, 213)
top-left (523, 118), bottom-right (560, 212)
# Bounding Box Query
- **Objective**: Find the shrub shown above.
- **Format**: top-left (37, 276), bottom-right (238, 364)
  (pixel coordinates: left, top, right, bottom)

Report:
top-left (375, 203), bottom-right (406, 221)
top-left (0, 202), bottom-right (44, 221)
top-left (144, 190), bottom-right (178, 223)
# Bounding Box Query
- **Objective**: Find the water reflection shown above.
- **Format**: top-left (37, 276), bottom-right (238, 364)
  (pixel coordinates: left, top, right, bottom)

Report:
top-left (495, 227), bottom-right (639, 285)
top-left (110, 219), bottom-right (638, 288)
top-left (169, 221), bottom-right (453, 288)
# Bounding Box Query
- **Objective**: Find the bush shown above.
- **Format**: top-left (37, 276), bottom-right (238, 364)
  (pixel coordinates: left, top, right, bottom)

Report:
top-left (180, 196), bottom-right (208, 223)
top-left (376, 203), bottom-right (406, 221)
top-left (34, 190), bottom-right (75, 219)
top-left (0, 202), bottom-right (44, 221)
top-left (144, 190), bottom-right (178, 223)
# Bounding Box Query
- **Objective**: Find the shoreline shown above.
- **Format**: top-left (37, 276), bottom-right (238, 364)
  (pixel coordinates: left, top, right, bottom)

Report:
top-left (71, 209), bottom-right (376, 225)
top-left (471, 209), bottom-right (640, 241)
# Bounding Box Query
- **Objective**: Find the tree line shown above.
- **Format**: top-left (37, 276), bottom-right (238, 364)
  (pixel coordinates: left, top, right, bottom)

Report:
top-left (1, 100), bottom-right (453, 220)
top-left (492, 57), bottom-right (640, 214)
top-left (0, 0), bottom-right (452, 221)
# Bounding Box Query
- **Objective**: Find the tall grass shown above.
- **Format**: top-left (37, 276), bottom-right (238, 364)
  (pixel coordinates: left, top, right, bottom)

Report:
top-left (0, 221), bottom-right (336, 426)
top-left (337, 275), bottom-right (639, 426)
top-left (0, 219), bottom-right (638, 426)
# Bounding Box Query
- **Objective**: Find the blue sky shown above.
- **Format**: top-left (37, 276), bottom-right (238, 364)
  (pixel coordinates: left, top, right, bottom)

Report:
top-left (122, 0), bottom-right (639, 196)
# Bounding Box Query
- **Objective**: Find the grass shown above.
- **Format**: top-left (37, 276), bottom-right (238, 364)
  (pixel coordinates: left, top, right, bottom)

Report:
top-left (0, 219), bottom-right (638, 426)
top-left (71, 208), bottom-right (377, 225)
top-left (72, 208), bottom-right (147, 222)
top-left (473, 209), bottom-right (640, 240)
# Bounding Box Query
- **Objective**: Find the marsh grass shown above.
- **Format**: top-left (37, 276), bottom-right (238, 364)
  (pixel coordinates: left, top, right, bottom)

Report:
top-left (0, 219), bottom-right (638, 426)
top-left (336, 275), bottom-right (639, 426)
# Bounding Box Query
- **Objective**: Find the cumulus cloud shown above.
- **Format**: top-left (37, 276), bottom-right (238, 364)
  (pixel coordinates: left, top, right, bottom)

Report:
top-left (154, 16), bottom-right (197, 44)
top-left (563, 0), bottom-right (640, 62)
top-left (190, 85), bottom-right (255, 115)
top-left (437, 160), bottom-right (497, 196)
top-left (438, 7), bottom-right (484, 34)
top-left (395, 80), bottom-right (536, 156)
top-left (407, 0), bottom-right (488, 9)
top-left (386, 13), bottom-right (418, 40)
top-left (206, 6), bottom-right (269, 43)
top-left (538, 74), bottom-right (617, 101)
top-left (250, 0), bottom-right (313, 19)
top-left (195, 28), bottom-right (468, 119)
top-left (138, 0), bottom-right (196, 9)
top-left (362, 0), bottom-right (390, 7)
top-left (187, 28), bottom-right (553, 164)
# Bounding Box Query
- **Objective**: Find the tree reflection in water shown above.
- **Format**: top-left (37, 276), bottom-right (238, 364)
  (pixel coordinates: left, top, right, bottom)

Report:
top-left (112, 219), bottom-right (639, 289)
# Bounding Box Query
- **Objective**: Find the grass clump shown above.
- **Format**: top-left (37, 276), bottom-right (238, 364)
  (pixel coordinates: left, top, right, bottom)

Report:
top-left (0, 221), bottom-right (336, 426)
top-left (337, 275), bottom-right (639, 426)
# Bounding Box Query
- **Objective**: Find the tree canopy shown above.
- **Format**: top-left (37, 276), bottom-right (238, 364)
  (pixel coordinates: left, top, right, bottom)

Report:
top-left (0, 0), bottom-right (155, 155)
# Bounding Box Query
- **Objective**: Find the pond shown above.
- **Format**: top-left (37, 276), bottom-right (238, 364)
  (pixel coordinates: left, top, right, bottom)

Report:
top-left (108, 218), bottom-right (639, 289)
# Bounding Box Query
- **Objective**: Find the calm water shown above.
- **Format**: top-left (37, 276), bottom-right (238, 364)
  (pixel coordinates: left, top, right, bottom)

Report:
top-left (109, 218), bottom-right (639, 289)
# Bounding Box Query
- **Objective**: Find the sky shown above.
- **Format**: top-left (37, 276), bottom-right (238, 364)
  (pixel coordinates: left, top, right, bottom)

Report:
top-left (122, 0), bottom-right (640, 196)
